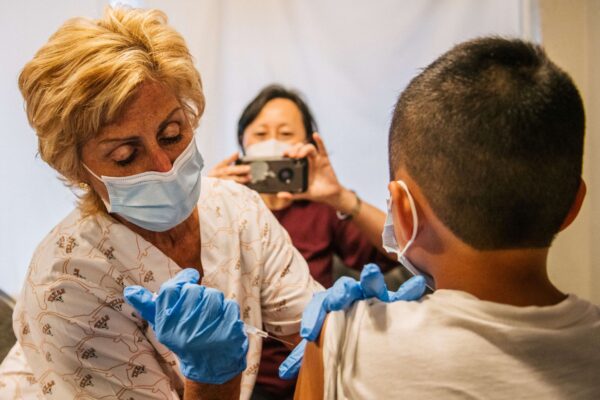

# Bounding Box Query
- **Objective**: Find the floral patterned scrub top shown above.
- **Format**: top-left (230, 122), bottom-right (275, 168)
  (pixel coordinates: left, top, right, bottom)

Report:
top-left (0, 177), bottom-right (321, 399)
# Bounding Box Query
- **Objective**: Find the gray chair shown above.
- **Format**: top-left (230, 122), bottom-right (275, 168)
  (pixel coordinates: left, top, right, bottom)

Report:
top-left (0, 289), bottom-right (16, 363)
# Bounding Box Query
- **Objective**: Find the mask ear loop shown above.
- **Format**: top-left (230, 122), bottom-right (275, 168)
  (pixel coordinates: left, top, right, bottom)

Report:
top-left (395, 180), bottom-right (418, 259)
top-left (396, 180), bottom-right (436, 290)
top-left (82, 164), bottom-right (102, 181)
top-left (82, 164), bottom-right (113, 212)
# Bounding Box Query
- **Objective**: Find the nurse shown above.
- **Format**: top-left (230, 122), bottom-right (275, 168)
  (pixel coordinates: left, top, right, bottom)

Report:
top-left (0, 6), bottom-right (424, 400)
top-left (1, 7), bottom-right (320, 399)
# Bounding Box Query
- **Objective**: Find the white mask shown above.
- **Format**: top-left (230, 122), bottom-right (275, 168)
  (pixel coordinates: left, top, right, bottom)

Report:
top-left (245, 139), bottom-right (292, 158)
top-left (84, 137), bottom-right (203, 232)
top-left (382, 180), bottom-right (435, 289)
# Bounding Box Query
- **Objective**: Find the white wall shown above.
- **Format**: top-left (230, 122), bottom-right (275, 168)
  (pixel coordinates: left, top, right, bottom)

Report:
top-left (0, 0), bottom-right (104, 295)
top-left (0, 0), bottom-right (537, 295)
top-left (540, 0), bottom-right (600, 304)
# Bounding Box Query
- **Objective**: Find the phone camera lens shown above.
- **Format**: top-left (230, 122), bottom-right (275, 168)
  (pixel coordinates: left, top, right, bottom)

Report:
top-left (278, 168), bottom-right (294, 183)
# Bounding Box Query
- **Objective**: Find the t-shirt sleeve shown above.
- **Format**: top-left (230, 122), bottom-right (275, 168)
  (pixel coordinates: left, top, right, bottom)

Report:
top-left (253, 193), bottom-right (324, 336)
top-left (321, 306), bottom-right (351, 400)
top-left (14, 262), bottom-right (181, 399)
top-left (331, 215), bottom-right (399, 273)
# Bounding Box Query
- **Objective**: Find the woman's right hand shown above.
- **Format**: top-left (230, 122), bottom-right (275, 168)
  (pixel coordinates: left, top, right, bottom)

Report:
top-left (207, 152), bottom-right (251, 184)
top-left (124, 269), bottom-right (249, 385)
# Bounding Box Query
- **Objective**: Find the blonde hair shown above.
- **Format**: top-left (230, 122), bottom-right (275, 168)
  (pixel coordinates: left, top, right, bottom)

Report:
top-left (19, 7), bottom-right (205, 214)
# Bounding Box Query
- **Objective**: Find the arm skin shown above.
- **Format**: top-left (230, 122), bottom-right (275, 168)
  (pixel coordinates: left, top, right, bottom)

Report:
top-left (293, 319), bottom-right (327, 400)
top-left (332, 187), bottom-right (389, 254)
top-left (281, 133), bottom-right (393, 258)
top-left (184, 374), bottom-right (241, 400)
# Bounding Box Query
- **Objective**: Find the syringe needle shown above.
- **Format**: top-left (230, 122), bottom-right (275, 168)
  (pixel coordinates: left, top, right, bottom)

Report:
top-left (243, 323), bottom-right (295, 347)
top-left (152, 292), bottom-right (295, 347)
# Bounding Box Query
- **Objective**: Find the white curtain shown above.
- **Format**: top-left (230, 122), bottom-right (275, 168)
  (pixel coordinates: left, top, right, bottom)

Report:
top-left (167, 0), bottom-right (539, 210)
top-left (0, 0), bottom-right (538, 295)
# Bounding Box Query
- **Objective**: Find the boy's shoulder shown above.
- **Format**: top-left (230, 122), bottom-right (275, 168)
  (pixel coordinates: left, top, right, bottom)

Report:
top-left (322, 290), bottom-right (600, 375)
top-left (339, 290), bottom-right (600, 332)
top-left (321, 292), bottom-right (600, 398)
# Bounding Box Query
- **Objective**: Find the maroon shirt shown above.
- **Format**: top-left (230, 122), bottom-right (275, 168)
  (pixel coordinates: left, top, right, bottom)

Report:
top-left (254, 200), bottom-right (398, 399)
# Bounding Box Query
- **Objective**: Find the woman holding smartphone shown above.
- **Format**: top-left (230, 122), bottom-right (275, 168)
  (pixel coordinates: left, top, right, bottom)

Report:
top-left (208, 84), bottom-right (402, 400)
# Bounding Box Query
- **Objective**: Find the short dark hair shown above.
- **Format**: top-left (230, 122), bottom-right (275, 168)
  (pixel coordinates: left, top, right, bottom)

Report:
top-left (237, 84), bottom-right (318, 149)
top-left (388, 37), bottom-right (585, 250)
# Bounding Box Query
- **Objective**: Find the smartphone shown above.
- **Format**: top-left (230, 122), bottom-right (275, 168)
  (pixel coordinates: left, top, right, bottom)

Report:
top-left (236, 156), bottom-right (308, 194)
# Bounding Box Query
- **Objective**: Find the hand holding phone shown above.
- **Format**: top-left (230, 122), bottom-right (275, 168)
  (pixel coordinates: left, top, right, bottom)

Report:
top-left (236, 157), bottom-right (308, 194)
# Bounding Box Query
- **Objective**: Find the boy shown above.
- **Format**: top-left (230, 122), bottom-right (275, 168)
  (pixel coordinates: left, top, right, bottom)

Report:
top-left (294, 37), bottom-right (600, 399)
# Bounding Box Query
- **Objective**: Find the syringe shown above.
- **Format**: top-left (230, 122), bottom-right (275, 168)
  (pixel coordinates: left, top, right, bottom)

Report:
top-left (151, 292), bottom-right (294, 347)
top-left (243, 323), bottom-right (294, 347)
top-left (243, 322), bottom-right (269, 339)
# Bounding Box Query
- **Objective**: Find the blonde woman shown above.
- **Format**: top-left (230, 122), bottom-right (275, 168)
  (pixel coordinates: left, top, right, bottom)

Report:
top-left (0, 7), bottom-right (426, 399)
top-left (0, 7), bottom-right (322, 399)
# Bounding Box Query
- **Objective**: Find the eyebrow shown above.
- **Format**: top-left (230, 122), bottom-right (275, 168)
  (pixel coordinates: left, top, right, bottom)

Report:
top-left (254, 122), bottom-right (291, 129)
top-left (98, 107), bottom-right (183, 145)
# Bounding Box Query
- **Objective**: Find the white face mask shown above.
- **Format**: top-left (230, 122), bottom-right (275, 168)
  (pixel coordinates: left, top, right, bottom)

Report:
top-left (245, 139), bottom-right (292, 158)
top-left (84, 137), bottom-right (203, 232)
top-left (382, 180), bottom-right (434, 289)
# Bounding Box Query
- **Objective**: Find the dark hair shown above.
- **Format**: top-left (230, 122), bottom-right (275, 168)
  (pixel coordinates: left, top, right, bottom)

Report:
top-left (388, 37), bottom-right (585, 250)
top-left (237, 84), bottom-right (318, 149)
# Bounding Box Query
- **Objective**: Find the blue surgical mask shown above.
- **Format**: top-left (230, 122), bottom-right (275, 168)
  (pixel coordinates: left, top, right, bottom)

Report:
top-left (382, 180), bottom-right (434, 289)
top-left (84, 137), bottom-right (203, 232)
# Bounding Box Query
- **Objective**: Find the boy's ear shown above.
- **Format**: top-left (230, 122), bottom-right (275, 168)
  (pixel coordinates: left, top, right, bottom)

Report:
top-left (388, 181), bottom-right (417, 244)
top-left (559, 178), bottom-right (586, 231)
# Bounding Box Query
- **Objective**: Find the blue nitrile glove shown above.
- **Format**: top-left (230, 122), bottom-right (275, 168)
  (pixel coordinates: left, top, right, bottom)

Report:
top-left (123, 268), bottom-right (249, 384)
top-left (279, 264), bottom-right (426, 379)
top-left (359, 263), bottom-right (427, 302)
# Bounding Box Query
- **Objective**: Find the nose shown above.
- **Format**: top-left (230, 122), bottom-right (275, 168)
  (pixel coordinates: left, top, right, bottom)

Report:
top-left (148, 148), bottom-right (173, 172)
top-left (266, 131), bottom-right (277, 140)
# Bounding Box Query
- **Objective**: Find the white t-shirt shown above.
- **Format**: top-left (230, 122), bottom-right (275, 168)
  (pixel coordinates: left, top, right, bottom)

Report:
top-left (323, 289), bottom-right (600, 399)
top-left (0, 177), bottom-right (322, 399)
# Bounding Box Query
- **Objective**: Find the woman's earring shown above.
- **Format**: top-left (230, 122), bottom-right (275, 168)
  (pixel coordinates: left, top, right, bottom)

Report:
top-left (79, 182), bottom-right (90, 191)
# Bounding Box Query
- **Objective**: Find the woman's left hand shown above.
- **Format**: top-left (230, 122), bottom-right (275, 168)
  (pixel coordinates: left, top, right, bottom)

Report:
top-left (278, 264), bottom-right (427, 379)
top-left (279, 133), bottom-right (348, 208)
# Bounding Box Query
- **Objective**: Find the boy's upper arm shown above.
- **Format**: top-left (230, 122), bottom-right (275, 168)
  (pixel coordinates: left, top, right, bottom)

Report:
top-left (293, 318), bottom-right (328, 400)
